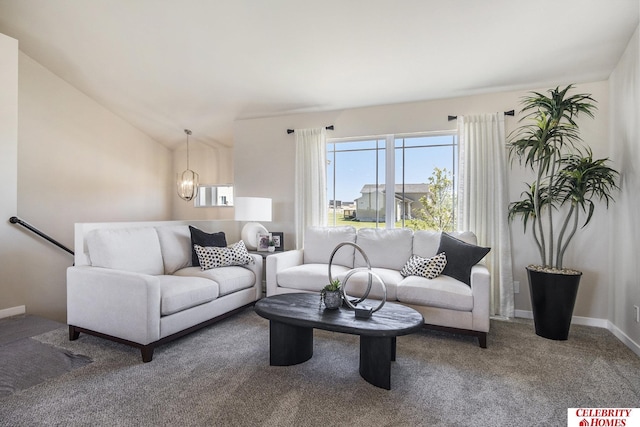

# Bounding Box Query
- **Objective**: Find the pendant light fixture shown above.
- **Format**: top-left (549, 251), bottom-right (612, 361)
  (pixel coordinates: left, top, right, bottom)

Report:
top-left (177, 129), bottom-right (199, 201)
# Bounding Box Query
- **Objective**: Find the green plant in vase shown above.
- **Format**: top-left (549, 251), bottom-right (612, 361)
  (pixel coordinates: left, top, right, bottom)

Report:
top-left (320, 279), bottom-right (342, 309)
top-left (507, 84), bottom-right (619, 340)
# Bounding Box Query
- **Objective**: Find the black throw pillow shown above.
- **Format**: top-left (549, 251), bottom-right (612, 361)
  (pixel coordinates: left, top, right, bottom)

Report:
top-left (189, 226), bottom-right (227, 266)
top-left (437, 232), bottom-right (490, 286)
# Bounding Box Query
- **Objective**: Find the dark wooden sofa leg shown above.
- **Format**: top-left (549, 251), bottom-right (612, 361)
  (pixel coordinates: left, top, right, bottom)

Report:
top-left (478, 332), bottom-right (487, 349)
top-left (141, 345), bottom-right (154, 363)
top-left (69, 325), bottom-right (80, 341)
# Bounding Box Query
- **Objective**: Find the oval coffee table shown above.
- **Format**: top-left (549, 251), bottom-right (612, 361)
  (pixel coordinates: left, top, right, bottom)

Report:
top-left (254, 293), bottom-right (424, 390)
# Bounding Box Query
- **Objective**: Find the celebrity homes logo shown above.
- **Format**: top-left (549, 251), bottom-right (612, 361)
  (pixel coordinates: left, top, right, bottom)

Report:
top-left (568, 408), bottom-right (639, 426)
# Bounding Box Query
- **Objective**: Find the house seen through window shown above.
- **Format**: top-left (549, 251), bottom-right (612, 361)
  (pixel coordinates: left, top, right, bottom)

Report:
top-left (327, 133), bottom-right (458, 231)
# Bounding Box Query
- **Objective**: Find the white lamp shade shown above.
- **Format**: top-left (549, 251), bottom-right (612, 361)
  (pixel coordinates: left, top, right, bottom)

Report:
top-left (234, 197), bottom-right (272, 222)
top-left (234, 197), bottom-right (272, 250)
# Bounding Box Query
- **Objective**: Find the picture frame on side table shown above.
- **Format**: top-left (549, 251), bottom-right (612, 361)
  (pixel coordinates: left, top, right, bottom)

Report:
top-left (271, 232), bottom-right (284, 251)
top-left (256, 233), bottom-right (271, 251)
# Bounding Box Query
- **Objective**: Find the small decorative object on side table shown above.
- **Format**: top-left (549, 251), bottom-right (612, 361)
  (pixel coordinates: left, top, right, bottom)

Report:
top-left (320, 279), bottom-right (342, 309)
top-left (270, 232), bottom-right (284, 252)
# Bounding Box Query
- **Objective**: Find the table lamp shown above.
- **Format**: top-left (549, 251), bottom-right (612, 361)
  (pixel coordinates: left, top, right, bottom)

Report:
top-left (234, 197), bottom-right (272, 250)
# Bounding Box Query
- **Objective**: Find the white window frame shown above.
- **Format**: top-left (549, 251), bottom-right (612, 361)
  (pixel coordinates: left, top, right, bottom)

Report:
top-left (327, 130), bottom-right (458, 229)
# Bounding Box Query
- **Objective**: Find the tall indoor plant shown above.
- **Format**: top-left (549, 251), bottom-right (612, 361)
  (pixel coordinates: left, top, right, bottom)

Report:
top-left (507, 85), bottom-right (619, 340)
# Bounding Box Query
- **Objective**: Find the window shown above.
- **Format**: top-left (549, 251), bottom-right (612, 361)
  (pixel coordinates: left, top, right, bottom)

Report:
top-left (327, 132), bottom-right (457, 231)
top-left (194, 185), bottom-right (234, 207)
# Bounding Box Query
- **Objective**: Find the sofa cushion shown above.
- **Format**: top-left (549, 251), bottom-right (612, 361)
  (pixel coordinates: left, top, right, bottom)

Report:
top-left (437, 233), bottom-right (490, 286)
top-left (194, 241), bottom-right (254, 270)
top-left (278, 263), bottom-right (352, 292)
top-left (336, 267), bottom-right (401, 301)
top-left (413, 230), bottom-right (478, 258)
top-left (400, 253), bottom-right (447, 279)
top-left (397, 275), bottom-right (473, 311)
top-left (304, 226), bottom-right (356, 267)
top-left (157, 275), bottom-right (219, 316)
top-left (354, 228), bottom-right (413, 270)
top-left (175, 265), bottom-right (256, 297)
top-left (156, 225), bottom-right (192, 274)
top-left (412, 230), bottom-right (442, 258)
top-left (189, 226), bottom-right (227, 267)
top-left (86, 227), bottom-right (164, 275)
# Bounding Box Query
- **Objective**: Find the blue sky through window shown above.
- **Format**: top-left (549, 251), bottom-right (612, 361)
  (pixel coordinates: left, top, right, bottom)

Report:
top-left (327, 134), bottom-right (457, 204)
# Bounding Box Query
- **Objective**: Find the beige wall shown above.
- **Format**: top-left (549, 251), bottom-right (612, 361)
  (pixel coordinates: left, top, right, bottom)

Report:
top-left (609, 25), bottom-right (640, 347)
top-left (0, 34), bottom-right (24, 315)
top-left (234, 80), bottom-right (613, 320)
top-left (4, 52), bottom-right (174, 322)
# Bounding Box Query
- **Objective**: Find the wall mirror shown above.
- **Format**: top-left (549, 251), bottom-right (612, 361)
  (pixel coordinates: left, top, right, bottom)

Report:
top-left (195, 185), bottom-right (234, 207)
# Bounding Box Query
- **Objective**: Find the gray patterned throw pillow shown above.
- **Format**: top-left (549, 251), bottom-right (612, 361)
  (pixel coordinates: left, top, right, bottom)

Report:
top-left (400, 252), bottom-right (447, 279)
top-left (194, 241), bottom-right (255, 270)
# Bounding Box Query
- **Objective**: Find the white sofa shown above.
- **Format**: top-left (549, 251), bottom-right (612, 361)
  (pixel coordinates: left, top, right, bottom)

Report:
top-left (67, 221), bottom-right (262, 362)
top-left (266, 227), bottom-right (490, 347)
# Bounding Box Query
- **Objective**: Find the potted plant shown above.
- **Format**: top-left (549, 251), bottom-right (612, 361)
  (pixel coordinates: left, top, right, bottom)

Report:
top-left (507, 85), bottom-right (619, 340)
top-left (268, 240), bottom-right (276, 252)
top-left (320, 279), bottom-right (342, 310)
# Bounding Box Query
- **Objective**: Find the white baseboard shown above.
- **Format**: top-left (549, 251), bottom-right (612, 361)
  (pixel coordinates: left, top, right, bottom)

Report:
top-left (515, 309), bottom-right (640, 356)
top-left (0, 305), bottom-right (26, 319)
top-left (607, 321), bottom-right (640, 358)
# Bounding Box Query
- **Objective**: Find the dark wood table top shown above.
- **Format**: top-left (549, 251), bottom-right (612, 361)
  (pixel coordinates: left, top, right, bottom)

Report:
top-left (255, 293), bottom-right (424, 337)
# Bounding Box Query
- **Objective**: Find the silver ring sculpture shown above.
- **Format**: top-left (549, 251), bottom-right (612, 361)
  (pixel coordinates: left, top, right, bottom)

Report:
top-left (327, 242), bottom-right (387, 313)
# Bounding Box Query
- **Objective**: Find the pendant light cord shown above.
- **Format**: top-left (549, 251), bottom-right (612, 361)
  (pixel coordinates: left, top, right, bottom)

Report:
top-left (185, 129), bottom-right (192, 170)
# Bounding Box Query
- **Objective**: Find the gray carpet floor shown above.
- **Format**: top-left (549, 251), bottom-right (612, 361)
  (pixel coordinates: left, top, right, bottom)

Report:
top-left (0, 315), bottom-right (91, 398)
top-left (0, 307), bottom-right (638, 427)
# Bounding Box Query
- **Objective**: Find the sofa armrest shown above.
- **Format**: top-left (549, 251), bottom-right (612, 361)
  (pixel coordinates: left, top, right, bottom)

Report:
top-left (469, 263), bottom-right (491, 332)
top-left (67, 266), bottom-right (161, 345)
top-left (266, 249), bottom-right (304, 296)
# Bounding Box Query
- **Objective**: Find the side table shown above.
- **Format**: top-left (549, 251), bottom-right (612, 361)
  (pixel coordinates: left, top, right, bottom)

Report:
top-left (249, 250), bottom-right (272, 296)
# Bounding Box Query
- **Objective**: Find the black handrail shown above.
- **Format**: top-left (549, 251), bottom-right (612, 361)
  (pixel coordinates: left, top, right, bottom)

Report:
top-left (9, 216), bottom-right (74, 256)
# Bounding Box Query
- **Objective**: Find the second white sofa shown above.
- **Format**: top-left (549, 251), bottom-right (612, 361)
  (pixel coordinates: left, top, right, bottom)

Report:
top-left (67, 222), bottom-right (262, 362)
top-left (266, 226), bottom-right (491, 347)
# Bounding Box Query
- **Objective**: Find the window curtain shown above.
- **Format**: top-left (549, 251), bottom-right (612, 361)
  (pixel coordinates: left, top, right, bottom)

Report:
top-left (457, 114), bottom-right (514, 318)
top-left (294, 128), bottom-right (327, 249)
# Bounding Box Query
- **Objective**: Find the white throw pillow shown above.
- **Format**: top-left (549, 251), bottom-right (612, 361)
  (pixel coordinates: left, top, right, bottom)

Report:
top-left (194, 241), bottom-right (255, 270)
top-left (400, 253), bottom-right (447, 279)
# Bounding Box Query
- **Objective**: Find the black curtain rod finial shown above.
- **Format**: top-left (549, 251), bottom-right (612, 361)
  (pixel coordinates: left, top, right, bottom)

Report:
top-left (286, 125), bottom-right (334, 135)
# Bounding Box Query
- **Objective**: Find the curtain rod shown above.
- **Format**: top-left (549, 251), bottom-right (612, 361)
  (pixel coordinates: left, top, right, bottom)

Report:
top-left (447, 110), bottom-right (515, 121)
top-left (286, 125), bottom-right (334, 135)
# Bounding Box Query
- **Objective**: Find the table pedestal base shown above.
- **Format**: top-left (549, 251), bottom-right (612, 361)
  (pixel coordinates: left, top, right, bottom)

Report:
top-left (268, 320), bottom-right (398, 389)
top-left (269, 320), bottom-right (313, 366)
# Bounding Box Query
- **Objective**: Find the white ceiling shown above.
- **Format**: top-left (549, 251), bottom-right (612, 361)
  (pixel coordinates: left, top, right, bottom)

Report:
top-left (0, 0), bottom-right (638, 149)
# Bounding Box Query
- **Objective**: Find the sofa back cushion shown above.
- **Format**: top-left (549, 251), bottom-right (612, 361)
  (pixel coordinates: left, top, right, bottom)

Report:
top-left (354, 228), bottom-right (413, 270)
top-left (413, 230), bottom-right (477, 258)
top-left (156, 225), bottom-right (192, 274)
top-left (86, 227), bottom-right (164, 275)
top-left (412, 230), bottom-right (442, 258)
top-left (304, 226), bottom-right (356, 267)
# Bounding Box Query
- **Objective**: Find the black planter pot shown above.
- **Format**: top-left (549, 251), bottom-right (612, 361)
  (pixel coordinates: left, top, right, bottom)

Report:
top-left (527, 266), bottom-right (582, 340)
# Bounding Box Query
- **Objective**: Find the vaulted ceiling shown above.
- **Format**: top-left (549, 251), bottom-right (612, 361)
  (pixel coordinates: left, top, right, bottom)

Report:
top-left (0, 1), bottom-right (638, 149)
